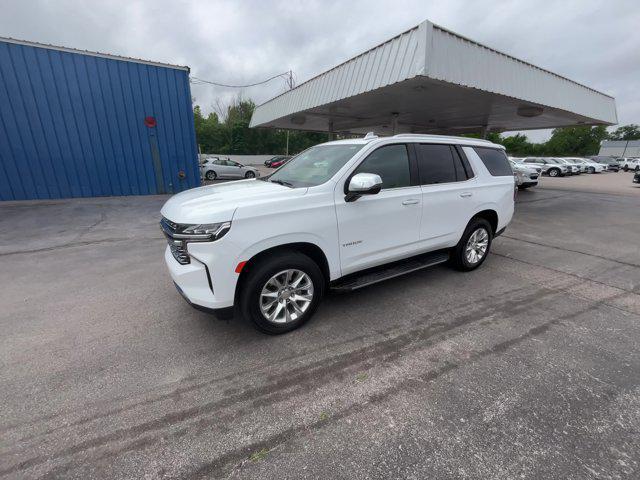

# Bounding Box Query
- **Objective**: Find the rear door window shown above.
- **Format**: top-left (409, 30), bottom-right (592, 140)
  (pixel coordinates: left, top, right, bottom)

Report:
top-left (415, 144), bottom-right (458, 185)
top-left (473, 147), bottom-right (513, 176)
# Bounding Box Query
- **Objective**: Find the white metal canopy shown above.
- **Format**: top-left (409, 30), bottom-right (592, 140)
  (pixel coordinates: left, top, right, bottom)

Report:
top-left (250, 20), bottom-right (617, 135)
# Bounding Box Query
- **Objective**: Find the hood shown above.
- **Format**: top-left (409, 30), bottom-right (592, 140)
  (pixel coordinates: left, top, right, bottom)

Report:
top-left (512, 163), bottom-right (537, 174)
top-left (161, 179), bottom-right (307, 224)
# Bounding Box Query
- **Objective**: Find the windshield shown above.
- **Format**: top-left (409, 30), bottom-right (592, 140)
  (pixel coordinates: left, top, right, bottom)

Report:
top-left (267, 143), bottom-right (365, 187)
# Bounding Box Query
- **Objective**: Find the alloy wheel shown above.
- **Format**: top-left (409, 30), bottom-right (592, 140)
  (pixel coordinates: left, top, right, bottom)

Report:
top-left (259, 269), bottom-right (314, 323)
top-left (465, 228), bottom-right (489, 265)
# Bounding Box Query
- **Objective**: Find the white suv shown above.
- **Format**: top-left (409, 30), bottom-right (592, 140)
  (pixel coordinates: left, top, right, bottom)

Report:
top-left (161, 134), bottom-right (515, 333)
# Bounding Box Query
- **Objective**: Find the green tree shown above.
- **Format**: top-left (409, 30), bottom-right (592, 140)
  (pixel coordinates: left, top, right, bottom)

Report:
top-left (544, 126), bottom-right (608, 156)
top-left (609, 124), bottom-right (640, 141)
top-left (193, 96), bottom-right (327, 155)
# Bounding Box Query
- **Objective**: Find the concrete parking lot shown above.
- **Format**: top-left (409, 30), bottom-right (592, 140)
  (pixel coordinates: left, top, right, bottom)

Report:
top-left (1, 174), bottom-right (639, 479)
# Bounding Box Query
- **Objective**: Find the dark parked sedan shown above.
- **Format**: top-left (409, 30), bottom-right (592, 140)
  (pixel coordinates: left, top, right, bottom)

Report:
top-left (264, 155), bottom-right (291, 168)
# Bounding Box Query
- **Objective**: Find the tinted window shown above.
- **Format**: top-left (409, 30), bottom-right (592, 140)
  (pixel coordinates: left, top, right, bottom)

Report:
top-left (354, 144), bottom-right (410, 189)
top-left (474, 147), bottom-right (512, 176)
top-left (416, 144), bottom-right (457, 184)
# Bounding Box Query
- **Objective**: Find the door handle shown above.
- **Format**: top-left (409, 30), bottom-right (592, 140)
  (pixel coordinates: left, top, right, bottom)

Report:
top-left (460, 192), bottom-right (472, 198)
top-left (402, 199), bottom-right (419, 205)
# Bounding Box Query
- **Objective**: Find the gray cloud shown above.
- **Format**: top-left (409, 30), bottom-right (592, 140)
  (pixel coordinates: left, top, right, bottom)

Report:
top-left (2, 0), bottom-right (638, 142)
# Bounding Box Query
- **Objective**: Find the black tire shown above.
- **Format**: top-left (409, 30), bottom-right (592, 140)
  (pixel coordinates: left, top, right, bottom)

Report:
top-left (205, 170), bottom-right (217, 180)
top-left (517, 185), bottom-right (528, 190)
top-left (245, 171), bottom-right (256, 178)
top-left (588, 167), bottom-right (595, 174)
top-left (450, 218), bottom-right (493, 272)
top-left (623, 166), bottom-right (628, 172)
top-left (548, 168), bottom-right (560, 177)
top-left (635, 165), bottom-right (639, 172)
top-left (239, 251), bottom-right (325, 334)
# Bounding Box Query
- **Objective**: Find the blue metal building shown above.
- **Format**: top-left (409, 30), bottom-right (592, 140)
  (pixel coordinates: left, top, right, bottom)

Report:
top-left (0, 37), bottom-right (200, 201)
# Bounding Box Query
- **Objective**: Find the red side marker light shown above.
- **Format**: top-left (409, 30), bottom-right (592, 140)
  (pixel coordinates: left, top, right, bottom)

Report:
top-left (235, 261), bottom-right (247, 273)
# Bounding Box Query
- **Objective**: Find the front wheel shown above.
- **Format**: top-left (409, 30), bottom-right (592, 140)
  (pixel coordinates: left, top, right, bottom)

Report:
top-left (623, 166), bottom-right (629, 172)
top-left (239, 251), bottom-right (325, 334)
top-left (588, 167), bottom-right (595, 174)
top-left (205, 170), bottom-right (217, 181)
top-left (451, 218), bottom-right (493, 271)
top-left (548, 168), bottom-right (560, 177)
top-left (245, 171), bottom-right (256, 178)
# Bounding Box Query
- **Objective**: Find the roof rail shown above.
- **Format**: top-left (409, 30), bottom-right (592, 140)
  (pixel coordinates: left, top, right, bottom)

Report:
top-left (393, 133), bottom-right (494, 143)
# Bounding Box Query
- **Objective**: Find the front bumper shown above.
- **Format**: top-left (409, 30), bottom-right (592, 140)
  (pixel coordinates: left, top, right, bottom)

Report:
top-left (164, 243), bottom-right (239, 310)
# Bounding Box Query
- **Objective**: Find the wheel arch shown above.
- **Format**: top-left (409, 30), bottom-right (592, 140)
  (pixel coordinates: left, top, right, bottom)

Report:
top-left (471, 209), bottom-right (499, 235)
top-left (234, 241), bottom-right (331, 306)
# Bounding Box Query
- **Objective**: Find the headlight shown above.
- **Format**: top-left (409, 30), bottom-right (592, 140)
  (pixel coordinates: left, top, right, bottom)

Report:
top-left (182, 222), bottom-right (231, 239)
top-left (161, 219), bottom-right (231, 265)
top-left (161, 218), bottom-right (231, 241)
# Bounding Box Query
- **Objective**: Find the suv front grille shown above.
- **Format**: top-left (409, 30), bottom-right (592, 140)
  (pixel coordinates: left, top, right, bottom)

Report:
top-left (161, 217), bottom-right (191, 265)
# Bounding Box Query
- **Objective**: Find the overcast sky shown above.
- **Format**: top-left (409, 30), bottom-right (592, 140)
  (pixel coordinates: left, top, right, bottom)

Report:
top-left (2, 0), bottom-right (638, 142)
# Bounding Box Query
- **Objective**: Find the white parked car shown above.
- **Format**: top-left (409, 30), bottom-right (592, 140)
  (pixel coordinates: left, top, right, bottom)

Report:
top-left (551, 157), bottom-right (581, 174)
top-left (200, 157), bottom-right (260, 181)
top-left (520, 157), bottom-right (569, 177)
top-left (509, 158), bottom-right (540, 189)
top-left (161, 134), bottom-right (515, 333)
top-left (620, 158), bottom-right (640, 172)
top-left (563, 157), bottom-right (605, 173)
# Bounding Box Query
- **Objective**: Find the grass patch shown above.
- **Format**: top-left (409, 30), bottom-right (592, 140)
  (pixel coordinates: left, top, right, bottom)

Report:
top-left (356, 372), bottom-right (368, 382)
top-left (319, 411), bottom-right (329, 421)
top-left (249, 448), bottom-right (269, 462)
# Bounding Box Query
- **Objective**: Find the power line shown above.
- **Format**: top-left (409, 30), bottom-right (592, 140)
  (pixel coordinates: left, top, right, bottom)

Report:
top-left (190, 71), bottom-right (291, 88)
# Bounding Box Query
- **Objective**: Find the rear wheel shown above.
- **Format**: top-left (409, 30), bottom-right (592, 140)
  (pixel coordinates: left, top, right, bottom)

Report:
top-left (239, 251), bottom-right (324, 334)
top-left (623, 165), bottom-right (629, 172)
top-left (205, 170), bottom-right (217, 180)
top-left (548, 168), bottom-right (560, 177)
top-left (451, 218), bottom-right (493, 271)
top-left (245, 171), bottom-right (256, 178)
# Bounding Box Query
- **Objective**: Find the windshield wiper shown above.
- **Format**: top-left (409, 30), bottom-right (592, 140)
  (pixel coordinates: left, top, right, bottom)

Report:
top-left (270, 179), bottom-right (294, 188)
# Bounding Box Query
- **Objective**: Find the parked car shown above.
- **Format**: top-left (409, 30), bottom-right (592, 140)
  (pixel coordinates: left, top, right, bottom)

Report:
top-left (590, 156), bottom-right (620, 172)
top-left (264, 155), bottom-right (291, 168)
top-left (270, 157), bottom-right (291, 168)
top-left (620, 158), bottom-right (640, 172)
top-left (509, 159), bottom-right (540, 189)
top-left (563, 157), bottom-right (605, 173)
top-left (520, 157), bottom-right (569, 177)
top-left (559, 157), bottom-right (587, 173)
top-left (200, 157), bottom-right (260, 180)
top-left (550, 157), bottom-right (580, 174)
top-left (634, 170), bottom-right (640, 184)
top-left (161, 133), bottom-right (515, 333)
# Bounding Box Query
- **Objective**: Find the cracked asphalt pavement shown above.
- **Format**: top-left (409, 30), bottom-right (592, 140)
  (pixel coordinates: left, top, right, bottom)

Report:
top-left (1, 176), bottom-right (639, 479)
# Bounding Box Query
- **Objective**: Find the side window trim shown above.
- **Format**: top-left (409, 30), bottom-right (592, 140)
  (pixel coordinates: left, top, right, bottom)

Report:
top-left (454, 145), bottom-right (475, 180)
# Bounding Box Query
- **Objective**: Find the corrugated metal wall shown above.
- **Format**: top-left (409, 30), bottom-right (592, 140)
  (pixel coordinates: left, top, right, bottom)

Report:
top-left (0, 39), bottom-right (199, 200)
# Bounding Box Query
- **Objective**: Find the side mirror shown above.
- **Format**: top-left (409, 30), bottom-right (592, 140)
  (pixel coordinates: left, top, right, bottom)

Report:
top-left (345, 173), bottom-right (383, 202)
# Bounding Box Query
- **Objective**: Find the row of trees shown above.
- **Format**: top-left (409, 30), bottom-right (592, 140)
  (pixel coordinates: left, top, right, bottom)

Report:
top-left (193, 98), bottom-right (325, 156)
top-left (193, 97), bottom-right (639, 157)
top-left (480, 124), bottom-right (640, 157)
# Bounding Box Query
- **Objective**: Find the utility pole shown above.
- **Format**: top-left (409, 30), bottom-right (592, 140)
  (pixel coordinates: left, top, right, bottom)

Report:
top-left (285, 70), bottom-right (294, 156)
